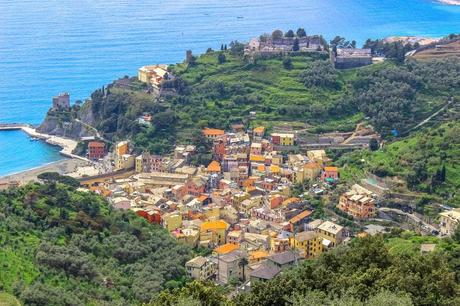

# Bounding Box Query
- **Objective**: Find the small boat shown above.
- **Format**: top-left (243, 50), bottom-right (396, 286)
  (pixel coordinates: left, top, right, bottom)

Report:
top-left (237, 16), bottom-right (244, 19)
top-left (30, 137), bottom-right (39, 142)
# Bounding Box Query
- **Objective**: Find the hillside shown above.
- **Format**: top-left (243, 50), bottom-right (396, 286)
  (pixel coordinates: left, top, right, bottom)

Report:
top-left (153, 233), bottom-right (460, 306)
top-left (38, 46), bottom-right (460, 155)
top-left (337, 121), bottom-right (460, 208)
top-left (0, 181), bottom-right (192, 305)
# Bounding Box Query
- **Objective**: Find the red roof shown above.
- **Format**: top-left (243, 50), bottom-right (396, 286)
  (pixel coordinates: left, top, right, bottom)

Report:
top-left (88, 141), bottom-right (105, 148)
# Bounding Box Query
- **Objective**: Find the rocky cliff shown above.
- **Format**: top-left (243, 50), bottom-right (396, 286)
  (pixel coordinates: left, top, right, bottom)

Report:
top-left (37, 104), bottom-right (97, 139)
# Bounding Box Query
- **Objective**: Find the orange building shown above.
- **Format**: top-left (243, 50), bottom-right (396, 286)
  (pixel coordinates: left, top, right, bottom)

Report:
top-left (321, 166), bottom-right (339, 182)
top-left (207, 160), bottom-right (221, 174)
top-left (202, 128), bottom-right (225, 139)
top-left (338, 191), bottom-right (376, 219)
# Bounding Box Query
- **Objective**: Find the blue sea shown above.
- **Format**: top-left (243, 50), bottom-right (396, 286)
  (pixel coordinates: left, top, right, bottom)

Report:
top-left (0, 0), bottom-right (459, 176)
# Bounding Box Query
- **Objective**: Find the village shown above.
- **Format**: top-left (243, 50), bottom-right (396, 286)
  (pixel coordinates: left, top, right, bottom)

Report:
top-left (76, 113), bottom-right (460, 289)
top-left (2, 31), bottom-right (459, 291)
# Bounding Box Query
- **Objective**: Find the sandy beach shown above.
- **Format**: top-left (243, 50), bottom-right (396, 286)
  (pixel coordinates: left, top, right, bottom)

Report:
top-left (0, 158), bottom-right (89, 184)
top-left (0, 125), bottom-right (94, 184)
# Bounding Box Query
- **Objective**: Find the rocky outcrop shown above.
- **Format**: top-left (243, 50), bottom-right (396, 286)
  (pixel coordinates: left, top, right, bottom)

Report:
top-left (37, 115), bottom-right (96, 139)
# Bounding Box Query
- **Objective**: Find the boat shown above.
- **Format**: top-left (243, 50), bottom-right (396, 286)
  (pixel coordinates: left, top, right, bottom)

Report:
top-left (30, 137), bottom-right (39, 142)
top-left (237, 16), bottom-right (244, 19)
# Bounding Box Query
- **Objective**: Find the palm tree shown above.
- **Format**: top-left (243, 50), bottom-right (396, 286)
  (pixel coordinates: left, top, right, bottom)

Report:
top-left (239, 257), bottom-right (249, 281)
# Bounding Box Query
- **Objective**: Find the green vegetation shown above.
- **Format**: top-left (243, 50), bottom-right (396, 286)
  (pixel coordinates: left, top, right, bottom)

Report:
top-left (337, 122), bottom-right (460, 206)
top-left (0, 182), bottom-right (191, 305)
top-left (152, 234), bottom-right (460, 306)
top-left (0, 292), bottom-right (21, 306)
top-left (71, 45), bottom-right (460, 155)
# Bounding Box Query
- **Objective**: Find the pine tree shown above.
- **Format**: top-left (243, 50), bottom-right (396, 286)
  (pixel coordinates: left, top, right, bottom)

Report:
top-left (293, 38), bottom-right (300, 52)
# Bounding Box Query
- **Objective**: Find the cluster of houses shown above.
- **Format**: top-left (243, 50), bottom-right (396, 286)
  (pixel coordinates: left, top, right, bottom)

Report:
top-left (245, 34), bottom-right (327, 55)
top-left (81, 125), bottom-right (360, 286)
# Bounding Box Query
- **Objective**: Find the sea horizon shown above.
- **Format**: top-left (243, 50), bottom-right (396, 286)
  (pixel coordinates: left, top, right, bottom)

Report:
top-left (1, 0), bottom-right (459, 176)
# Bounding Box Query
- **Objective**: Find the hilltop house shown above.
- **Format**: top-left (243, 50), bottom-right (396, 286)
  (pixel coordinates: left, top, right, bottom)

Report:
top-left (333, 48), bottom-right (372, 69)
top-left (138, 64), bottom-right (169, 90)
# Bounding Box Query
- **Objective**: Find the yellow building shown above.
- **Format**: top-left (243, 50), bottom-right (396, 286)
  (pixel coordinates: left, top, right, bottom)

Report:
top-left (272, 133), bottom-right (295, 146)
top-left (138, 64), bottom-right (169, 87)
top-left (249, 250), bottom-right (270, 264)
top-left (162, 213), bottom-right (182, 232)
top-left (135, 155), bottom-right (143, 173)
top-left (115, 154), bottom-right (135, 171)
top-left (203, 205), bottom-right (221, 220)
top-left (174, 228), bottom-right (199, 248)
top-left (292, 166), bottom-right (306, 184)
top-left (185, 256), bottom-right (216, 281)
top-left (316, 221), bottom-right (344, 247)
top-left (304, 162), bottom-right (321, 180)
top-left (289, 231), bottom-right (323, 258)
top-left (200, 220), bottom-right (230, 246)
top-left (232, 192), bottom-right (250, 207)
top-left (115, 141), bottom-right (129, 156)
top-left (271, 154), bottom-right (283, 165)
top-left (307, 150), bottom-right (327, 164)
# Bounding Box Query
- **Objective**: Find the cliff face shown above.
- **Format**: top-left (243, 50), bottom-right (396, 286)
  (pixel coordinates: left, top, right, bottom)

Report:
top-left (37, 104), bottom-right (98, 139)
top-left (37, 115), bottom-right (95, 138)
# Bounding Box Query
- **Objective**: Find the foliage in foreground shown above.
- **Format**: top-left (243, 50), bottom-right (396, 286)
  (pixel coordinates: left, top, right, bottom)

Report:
top-left (0, 183), bottom-right (192, 305)
top-left (152, 235), bottom-right (460, 306)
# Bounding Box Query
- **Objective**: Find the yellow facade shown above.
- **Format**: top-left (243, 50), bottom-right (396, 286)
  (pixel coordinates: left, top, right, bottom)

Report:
top-left (289, 232), bottom-right (323, 258)
top-left (116, 141), bottom-right (129, 156)
top-left (163, 213), bottom-right (182, 232)
top-left (200, 220), bottom-right (229, 246)
top-left (204, 206), bottom-right (221, 220)
top-left (135, 155), bottom-right (143, 173)
top-left (293, 167), bottom-right (305, 184)
top-left (280, 134), bottom-right (294, 146)
top-left (232, 192), bottom-right (250, 207)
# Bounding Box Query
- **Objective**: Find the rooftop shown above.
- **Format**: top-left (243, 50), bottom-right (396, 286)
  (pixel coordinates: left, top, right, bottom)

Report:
top-left (186, 256), bottom-right (207, 268)
top-left (250, 262), bottom-right (281, 280)
top-left (289, 210), bottom-right (312, 224)
top-left (214, 243), bottom-right (240, 255)
top-left (202, 128), bottom-right (225, 136)
top-left (200, 220), bottom-right (229, 231)
top-left (317, 221), bottom-right (343, 235)
top-left (207, 160), bottom-right (221, 172)
top-left (268, 251), bottom-right (297, 265)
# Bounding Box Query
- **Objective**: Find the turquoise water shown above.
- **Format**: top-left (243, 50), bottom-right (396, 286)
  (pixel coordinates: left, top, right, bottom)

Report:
top-left (0, 130), bottom-right (62, 176)
top-left (0, 0), bottom-right (459, 175)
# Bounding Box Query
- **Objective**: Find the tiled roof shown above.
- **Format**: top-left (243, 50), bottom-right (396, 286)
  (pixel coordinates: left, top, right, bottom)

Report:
top-left (200, 220), bottom-right (229, 231)
top-left (214, 243), bottom-right (240, 255)
top-left (207, 160), bottom-right (221, 172)
top-left (202, 128), bottom-right (225, 136)
top-left (253, 126), bottom-right (265, 134)
top-left (250, 262), bottom-right (281, 280)
top-left (250, 155), bottom-right (265, 162)
top-left (289, 210), bottom-right (312, 224)
top-left (249, 250), bottom-right (269, 260)
top-left (324, 166), bottom-right (338, 172)
top-left (268, 251), bottom-right (297, 265)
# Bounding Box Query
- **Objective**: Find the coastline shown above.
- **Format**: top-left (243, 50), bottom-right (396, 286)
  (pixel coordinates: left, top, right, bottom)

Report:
top-left (0, 125), bottom-right (90, 183)
top-left (20, 126), bottom-right (87, 161)
top-left (0, 158), bottom-right (88, 183)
